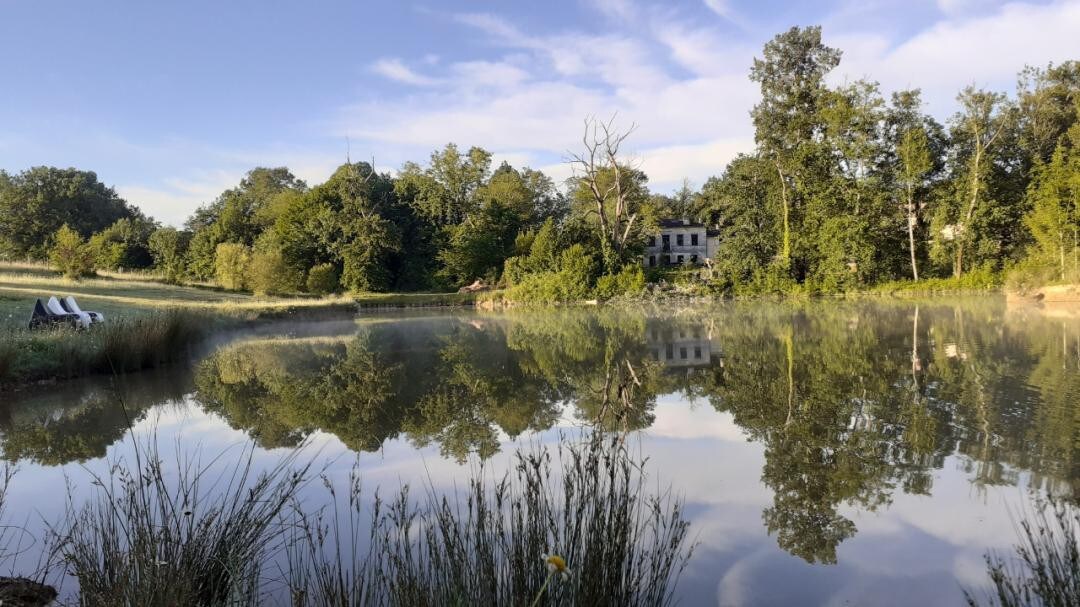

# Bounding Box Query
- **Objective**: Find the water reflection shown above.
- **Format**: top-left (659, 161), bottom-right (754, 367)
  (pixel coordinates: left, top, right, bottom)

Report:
top-left (3, 299), bottom-right (1079, 571)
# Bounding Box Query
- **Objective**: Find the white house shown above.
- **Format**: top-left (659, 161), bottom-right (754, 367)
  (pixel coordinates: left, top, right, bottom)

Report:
top-left (643, 219), bottom-right (719, 267)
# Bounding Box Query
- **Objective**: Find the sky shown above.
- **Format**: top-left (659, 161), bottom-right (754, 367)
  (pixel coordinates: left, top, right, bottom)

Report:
top-left (3, 0), bottom-right (1080, 227)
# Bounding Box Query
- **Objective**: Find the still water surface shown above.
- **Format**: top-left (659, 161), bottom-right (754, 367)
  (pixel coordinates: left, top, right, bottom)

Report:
top-left (3, 298), bottom-right (1079, 605)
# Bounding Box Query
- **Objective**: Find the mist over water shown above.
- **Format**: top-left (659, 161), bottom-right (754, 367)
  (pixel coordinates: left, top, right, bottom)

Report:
top-left (3, 298), bottom-right (1078, 605)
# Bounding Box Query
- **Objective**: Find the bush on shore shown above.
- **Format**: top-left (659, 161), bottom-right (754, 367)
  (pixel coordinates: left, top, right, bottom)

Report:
top-left (305, 263), bottom-right (340, 295)
top-left (49, 225), bottom-right (97, 279)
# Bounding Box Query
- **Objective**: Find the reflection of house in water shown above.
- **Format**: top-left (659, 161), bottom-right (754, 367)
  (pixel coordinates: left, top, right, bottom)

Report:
top-left (646, 322), bottom-right (718, 368)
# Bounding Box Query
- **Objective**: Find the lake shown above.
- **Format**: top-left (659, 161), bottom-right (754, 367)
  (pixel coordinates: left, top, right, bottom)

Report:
top-left (2, 297), bottom-right (1078, 605)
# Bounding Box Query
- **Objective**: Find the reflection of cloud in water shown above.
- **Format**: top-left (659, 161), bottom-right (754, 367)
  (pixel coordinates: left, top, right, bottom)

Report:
top-left (3, 301), bottom-right (1079, 605)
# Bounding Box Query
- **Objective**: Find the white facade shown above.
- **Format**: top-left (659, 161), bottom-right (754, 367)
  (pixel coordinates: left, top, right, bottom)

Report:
top-left (643, 219), bottom-right (718, 267)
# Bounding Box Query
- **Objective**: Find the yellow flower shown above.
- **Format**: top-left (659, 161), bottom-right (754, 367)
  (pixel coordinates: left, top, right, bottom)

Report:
top-left (543, 554), bottom-right (570, 578)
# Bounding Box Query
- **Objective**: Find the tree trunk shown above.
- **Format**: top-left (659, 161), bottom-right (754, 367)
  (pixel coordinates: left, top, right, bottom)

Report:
top-left (775, 159), bottom-right (791, 264)
top-left (906, 184), bottom-right (919, 281)
top-left (955, 147), bottom-right (984, 278)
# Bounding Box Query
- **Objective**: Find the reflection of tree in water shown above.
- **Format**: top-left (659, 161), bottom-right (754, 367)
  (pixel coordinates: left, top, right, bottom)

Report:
top-left (0, 371), bottom-right (190, 465)
top-left (165, 302), bottom-right (1080, 563)
top-left (703, 300), bottom-right (1080, 564)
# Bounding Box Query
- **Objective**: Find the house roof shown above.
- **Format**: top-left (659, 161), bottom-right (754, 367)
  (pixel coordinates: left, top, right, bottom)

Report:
top-left (657, 218), bottom-right (704, 228)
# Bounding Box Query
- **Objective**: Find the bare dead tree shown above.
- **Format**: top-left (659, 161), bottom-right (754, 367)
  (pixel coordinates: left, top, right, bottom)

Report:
top-left (568, 116), bottom-right (640, 271)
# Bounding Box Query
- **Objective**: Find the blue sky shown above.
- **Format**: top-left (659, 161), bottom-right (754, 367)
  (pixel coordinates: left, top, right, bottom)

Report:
top-left (2, 0), bottom-right (1079, 226)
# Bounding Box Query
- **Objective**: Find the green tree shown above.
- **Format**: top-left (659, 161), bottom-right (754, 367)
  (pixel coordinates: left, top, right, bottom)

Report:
top-left (87, 216), bottom-right (157, 270)
top-left (147, 227), bottom-right (189, 284)
top-left (1023, 128), bottom-right (1080, 280)
top-left (214, 242), bottom-right (251, 290)
top-left (938, 87), bottom-right (1015, 277)
top-left (249, 248), bottom-right (301, 296)
top-left (305, 263), bottom-right (340, 295)
top-left (0, 167), bottom-right (140, 259)
top-left (50, 224), bottom-right (97, 279)
top-left (749, 26), bottom-right (842, 270)
top-left (698, 155), bottom-right (782, 288)
top-left (185, 168), bottom-right (306, 280)
top-left (897, 127), bottom-right (934, 281)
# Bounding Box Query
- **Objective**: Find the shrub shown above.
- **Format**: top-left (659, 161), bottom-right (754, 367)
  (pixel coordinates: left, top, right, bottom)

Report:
top-left (595, 265), bottom-right (646, 300)
top-left (249, 249), bottom-right (301, 296)
top-left (49, 225), bottom-right (97, 279)
top-left (306, 263), bottom-right (340, 295)
top-left (214, 242), bottom-right (251, 291)
top-left (508, 245), bottom-right (598, 303)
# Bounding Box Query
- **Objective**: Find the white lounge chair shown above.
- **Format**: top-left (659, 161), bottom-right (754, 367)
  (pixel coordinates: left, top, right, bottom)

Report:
top-left (28, 298), bottom-right (80, 329)
top-left (48, 296), bottom-right (90, 328)
top-left (62, 296), bottom-right (105, 324)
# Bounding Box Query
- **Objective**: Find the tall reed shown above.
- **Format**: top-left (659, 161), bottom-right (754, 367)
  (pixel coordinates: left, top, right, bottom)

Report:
top-left (61, 437), bottom-right (312, 606)
top-left (286, 433), bottom-right (695, 607)
top-left (967, 497), bottom-right (1080, 607)
top-left (57, 431), bottom-right (694, 606)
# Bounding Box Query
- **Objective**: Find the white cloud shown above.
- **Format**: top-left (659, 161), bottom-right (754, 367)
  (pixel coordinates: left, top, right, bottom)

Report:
top-left (371, 57), bottom-right (441, 86)
top-left (833, 1), bottom-right (1080, 116)
top-left (936, 0), bottom-right (1003, 15)
top-left (340, 8), bottom-right (761, 194)
top-left (117, 172), bottom-right (239, 228)
top-left (703, 0), bottom-right (732, 18)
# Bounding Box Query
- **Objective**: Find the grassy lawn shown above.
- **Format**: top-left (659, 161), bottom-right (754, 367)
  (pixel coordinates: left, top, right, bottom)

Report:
top-left (0, 262), bottom-right (363, 330)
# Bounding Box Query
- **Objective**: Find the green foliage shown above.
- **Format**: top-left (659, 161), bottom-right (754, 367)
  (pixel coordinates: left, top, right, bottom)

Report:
top-left (147, 227), bottom-right (189, 284)
top-left (50, 225), bottom-right (97, 279)
top-left (249, 249), bottom-right (301, 296)
top-left (870, 267), bottom-right (1000, 295)
top-left (88, 216), bottom-right (157, 270)
top-left (305, 263), bottom-right (340, 295)
top-left (185, 168), bottom-right (306, 280)
top-left (214, 242), bottom-right (251, 291)
top-left (595, 265), bottom-right (646, 300)
top-left (0, 167), bottom-right (140, 260)
top-left (1015, 121), bottom-right (1080, 286)
top-left (507, 244), bottom-right (598, 303)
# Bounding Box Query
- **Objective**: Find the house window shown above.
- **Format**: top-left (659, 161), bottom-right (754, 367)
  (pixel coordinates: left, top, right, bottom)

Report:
top-left (665, 344), bottom-right (674, 359)
top-left (679, 347), bottom-right (687, 360)
top-left (677, 255), bottom-right (684, 264)
top-left (648, 236), bottom-right (656, 247)
top-left (691, 233), bottom-right (699, 246)
top-left (653, 350), bottom-right (661, 361)
top-left (663, 254), bottom-right (671, 265)
top-left (690, 254), bottom-right (698, 264)
top-left (676, 234), bottom-right (684, 246)
top-left (662, 234), bottom-right (670, 250)
top-left (694, 346), bottom-right (702, 359)
top-left (648, 255), bottom-right (656, 267)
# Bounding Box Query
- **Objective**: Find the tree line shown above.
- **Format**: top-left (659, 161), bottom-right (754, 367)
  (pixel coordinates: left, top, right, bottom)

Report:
top-left (2, 25), bottom-right (1078, 297)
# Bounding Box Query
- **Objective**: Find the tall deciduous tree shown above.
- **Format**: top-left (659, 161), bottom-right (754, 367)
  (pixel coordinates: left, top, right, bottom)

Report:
top-left (897, 127), bottom-right (934, 281)
top-left (568, 117), bottom-right (651, 274)
top-left (947, 87), bottom-right (1015, 277)
top-left (1024, 124), bottom-right (1080, 280)
top-left (750, 26), bottom-right (842, 270)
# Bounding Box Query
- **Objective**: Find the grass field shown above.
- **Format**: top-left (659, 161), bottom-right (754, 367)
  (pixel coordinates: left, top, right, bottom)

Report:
top-left (0, 262), bottom-right (490, 387)
top-left (0, 263), bottom-right (363, 330)
top-left (0, 262), bottom-right (486, 330)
